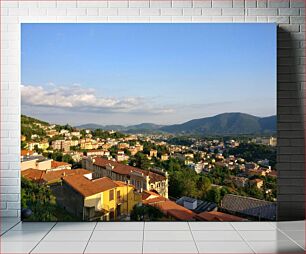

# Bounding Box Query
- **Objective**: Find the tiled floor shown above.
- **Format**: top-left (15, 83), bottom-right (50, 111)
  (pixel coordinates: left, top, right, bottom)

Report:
top-left (0, 219), bottom-right (304, 254)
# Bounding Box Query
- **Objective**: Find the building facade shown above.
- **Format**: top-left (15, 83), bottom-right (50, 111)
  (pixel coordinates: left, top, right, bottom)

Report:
top-left (83, 156), bottom-right (169, 198)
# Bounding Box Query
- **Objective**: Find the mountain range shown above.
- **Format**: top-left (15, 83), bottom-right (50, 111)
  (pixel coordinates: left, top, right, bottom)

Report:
top-left (75, 113), bottom-right (276, 136)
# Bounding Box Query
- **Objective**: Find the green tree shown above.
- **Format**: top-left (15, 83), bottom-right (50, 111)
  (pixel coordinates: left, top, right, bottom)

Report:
top-left (129, 152), bottom-right (151, 170)
top-left (206, 188), bottom-right (221, 204)
top-left (130, 204), bottom-right (164, 221)
top-left (197, 176), bottom-right (211, 199)
top-left (21, 141), bottom-right (27, 149)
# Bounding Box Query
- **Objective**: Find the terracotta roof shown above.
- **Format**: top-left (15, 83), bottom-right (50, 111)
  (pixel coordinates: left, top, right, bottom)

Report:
top-left (269, 170), bottom-right (277, 177)
top-left (195, 211), bottom-right (246, 222)
top-left (74, 168), bottom-right (92, 175)
top-left (22, 168), bottom-right (91, 184)
top-left (21, 168), bottom-right (45, 183)
top-left (142, 190), bottom-right (160, 200)
top-left (143, 195), bottom-right (167, 204)
top-left (51, 161), bottom-right (71, 168)
top-left (87, 149), bottom-right (104, 153)
top-left (144, 195), bottom-right (196, 221)
top-left (93, 157), bottom-right (166, 183)
top-left (63, 175), bottom-right (122, 197)
top-left (21, 150), bottom-right (34, 157)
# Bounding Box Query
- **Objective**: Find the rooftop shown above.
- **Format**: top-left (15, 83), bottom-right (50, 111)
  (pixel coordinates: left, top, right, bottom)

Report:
top-left (21, 150), bottom-right (34, 157)
top-left (144, 195), bottom-right (196, 221)
top-left (51, 161), bottom-right (71, 168)
top-left (22, 168), bottom-right (91, 184)
top-left (221, 194), bottom-right (276, 221)
top-left (195, 211), bottom-right (246, 222)
top-left (176, 196), bottom-right (217, 214)
top-left (21, 155), bottom-right (52, 163)
top-left (63, 175), bottom-right (126, 197)
top-left (93, 157), bottom-right (166, 184)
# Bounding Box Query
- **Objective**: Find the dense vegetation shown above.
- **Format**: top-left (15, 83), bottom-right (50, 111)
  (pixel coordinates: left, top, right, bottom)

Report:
top-left (225, 143), bottom-right (277, 167)
top-left (167, 137), bottom-right (194, 146)
top-left (92, 129), bottom-right (126, 139)
top-left (21, 115), bottom-right (48, 141)
top-left (129, 151), bottom-right (276, 203)
top-left (130, 204), bottom-right (164, 221)
top-left (21, 177), bottom-right (78, 221)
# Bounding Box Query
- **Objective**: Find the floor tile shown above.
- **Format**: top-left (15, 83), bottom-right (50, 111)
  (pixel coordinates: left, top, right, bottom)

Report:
top-left (249, 241), bottom-right (305, 253)
top-left (85, 241), bottom-right (143, 253)
top-left (143, 241), bottom-right (198, 253)
top-left (90, 230), bottom-right (143, 241)
top-left (189, 222), bottom-right (234, 231)
top-left (0, 241), bottom-right (38, 254)
top-left (282, 230), bottom-right (305, 249)
top-left (42, 230), bottom-right (92, 242)
top-left (11, 222), bottom-right (55, 231)
top-left (192, 230), bottom-right (243, 241)
top-left (276, 221), bottom-right (305, 231)
top-left (52, 222), bottom-right (96, 231)
top-left (0, 230), bottom-right (47, 242)
top-left (145, 222), bottom-right (190, 231)
top-left (196, 241), bottom-right (253, 253)
top-left (95, 222), bottom-right (144, 231)
top-left (239, 230), bottom-right (291, 241)
top-left (231, 222), bottom-right (276, 231)
top-left (31, 241), bottom-right (87, 253)
top-left (144, 230), bottom-right (193, 241)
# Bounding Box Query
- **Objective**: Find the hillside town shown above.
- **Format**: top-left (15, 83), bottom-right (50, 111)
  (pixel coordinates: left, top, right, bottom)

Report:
top-left (21, 115), bottom-right (277, 222)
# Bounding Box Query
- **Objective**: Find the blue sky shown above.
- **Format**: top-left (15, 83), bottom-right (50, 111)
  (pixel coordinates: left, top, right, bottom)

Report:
top-left (21, 23), bottom-right (276, 126)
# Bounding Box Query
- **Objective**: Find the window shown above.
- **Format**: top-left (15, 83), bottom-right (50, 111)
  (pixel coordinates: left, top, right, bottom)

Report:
top-left (117, 190), bottom-right (121, 200)
top-left (109, 190), bottom-right (114, 201)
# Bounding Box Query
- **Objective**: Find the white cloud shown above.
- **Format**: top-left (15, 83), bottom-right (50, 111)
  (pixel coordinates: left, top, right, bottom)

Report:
top-left (21, 84), bottom-right (174, 115)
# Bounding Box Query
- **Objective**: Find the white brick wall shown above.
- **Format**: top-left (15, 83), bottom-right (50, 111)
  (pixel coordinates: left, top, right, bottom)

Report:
top-left (0, 0), bottom-right (305, 219)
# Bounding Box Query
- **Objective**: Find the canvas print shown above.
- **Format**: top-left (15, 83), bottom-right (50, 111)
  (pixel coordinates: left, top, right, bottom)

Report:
top-left (21, 24), bottom-right (277, 222)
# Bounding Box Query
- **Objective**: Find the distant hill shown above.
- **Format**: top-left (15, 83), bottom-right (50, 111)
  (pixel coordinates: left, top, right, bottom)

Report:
top-left (160, 113), bottom-right (276, 135)
top-left (75, 122), bottom-right (164, 133)
top-left (75, 123), bottom-right (125, 131)
top-left (127, 123), bottom-right (164, 130)
top-left (21, 114), bottom-right (50, 126)
top-left (24, 112), bottom-right (276, 136)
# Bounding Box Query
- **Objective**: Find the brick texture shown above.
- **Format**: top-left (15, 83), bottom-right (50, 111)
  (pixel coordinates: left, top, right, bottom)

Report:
top-left (0, 0), bottom-right (305, 220)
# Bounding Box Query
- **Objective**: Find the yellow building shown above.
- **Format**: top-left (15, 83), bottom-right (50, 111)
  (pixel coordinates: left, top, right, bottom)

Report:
top-left (149, 149), bottom-right (158, 157)
top-left (161, 154), bottom-right (169, 161)
top-left (39, 140), bottom-right (50, 150)
top-left (61, 175), bottom-right (141, 221)
top-left (80, 142), bottom-right (93, 150)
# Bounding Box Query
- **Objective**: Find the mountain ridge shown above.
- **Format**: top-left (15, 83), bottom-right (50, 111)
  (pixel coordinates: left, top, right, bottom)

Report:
top-left (75, 112), bottom-right (276, 135)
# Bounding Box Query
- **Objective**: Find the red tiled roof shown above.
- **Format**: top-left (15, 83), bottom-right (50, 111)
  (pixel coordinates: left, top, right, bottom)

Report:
top-left (195, 211), bottom-right (246, 222)
top-left (144, 195), bottom-right (195, 221)
top-left (21, 150), bottom-right (34, 157)
top-left (63, 175), bottom-right (126, 197)
top-left (21, 168), bottom-right (45, 183)
top-left (51, 161), bottom-right (71, 168)
top-left (87, 149), bottom-right (104, 153)
top-left (22, 168), bottom-right (91, 184)
top-left (93, 157), bottom-right (166, 183)
top-left (142, 190), bottom-right (160, 200)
